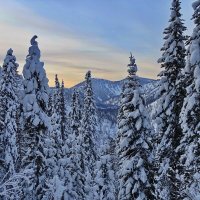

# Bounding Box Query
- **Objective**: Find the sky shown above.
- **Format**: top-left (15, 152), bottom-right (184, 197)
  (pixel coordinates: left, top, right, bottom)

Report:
top-left (0, 0), bottom-right (194, 87)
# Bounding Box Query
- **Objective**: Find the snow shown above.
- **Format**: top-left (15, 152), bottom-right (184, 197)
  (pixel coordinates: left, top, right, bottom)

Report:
top-left (117, 54), bottom-right (154, 199)
top-left (192, 0), bottom-right (200, 10)
top-left (1, 1), bottom-right (200, 198)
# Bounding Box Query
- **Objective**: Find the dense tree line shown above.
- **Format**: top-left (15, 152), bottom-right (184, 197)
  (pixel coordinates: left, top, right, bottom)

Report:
top-left (0, 0), bottom-right (200, 199)
top-left (117, 0), bottom-right (200, 199)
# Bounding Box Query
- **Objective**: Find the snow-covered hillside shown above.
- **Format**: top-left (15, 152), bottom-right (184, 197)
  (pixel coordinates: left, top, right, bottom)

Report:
top-left (65, 77), bottom-right (159, 109)
top-left (62, 77), bottom-right (159, 140)
top-left (1, 0), bottom-right (199, 198)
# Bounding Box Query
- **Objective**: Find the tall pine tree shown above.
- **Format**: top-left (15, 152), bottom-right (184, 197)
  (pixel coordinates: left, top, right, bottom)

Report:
top-left (0, 49), bottom-right (19, 187)
top-left (22, 35), bottom-right (50, 199)
top-left (52, 74), bottom-right (63, 160)
top-left (153, 0), bottom-right (186, 199)
top-left (94, 144), bottom-right (116, 200)
top-left (178, 1), bottom-right (200, 199)
top-left (117, 54), bottom-right (154, 200)
top-left (80, 71), bottom-right (98, 199)
top-left (67, 90), bottom-right (85, 199)
top-left (51, 75), bottom-right (73, 199)
top-left (60, 80), bottom-right (66, 141)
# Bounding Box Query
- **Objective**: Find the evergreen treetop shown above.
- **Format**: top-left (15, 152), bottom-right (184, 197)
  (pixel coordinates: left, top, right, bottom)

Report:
top-left (117, 54), bottom-right (154, 200)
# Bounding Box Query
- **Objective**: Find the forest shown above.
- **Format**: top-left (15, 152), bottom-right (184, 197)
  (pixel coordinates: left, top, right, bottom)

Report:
top-left (0, 0), bottom-right (200, 199)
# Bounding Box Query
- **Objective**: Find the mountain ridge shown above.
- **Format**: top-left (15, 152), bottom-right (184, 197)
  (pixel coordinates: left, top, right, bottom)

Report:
top-left (62, 76), bottom-right (159, 113)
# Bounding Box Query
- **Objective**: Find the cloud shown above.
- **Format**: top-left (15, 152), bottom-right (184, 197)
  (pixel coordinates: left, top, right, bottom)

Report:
top-left (0, 0), bottom-right (161, 87)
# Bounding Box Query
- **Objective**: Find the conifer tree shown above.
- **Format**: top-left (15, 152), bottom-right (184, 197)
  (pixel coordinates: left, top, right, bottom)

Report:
top-left (48, 74), bottom-right (60, 117)
top-left (48, 92), bottom-right (53, 117)
top-left (154, 0), bottom-right (186, 199)
top-left (51, 75), bottom-right (73, 199)
top-left (117, 54), bottom-right (154, 200)
top-left (45, 75), bottom-right (67, 199)
top-left (178, 1), bottom-right (200, 199)
top-left (109, 137), bottom-right (119, 198)
top-left (0, 49), bottom-right (19, 183)
top-left (52, 76), bottom-right (66, 144)
top-left (53, 74), bottom-right (61, 116)
top-left (42, 120), bottom-right (63, 200)
top-left (80, 71), bottom-right (98, 199)
top-left (42, 75), bottom-right (69, 199)
top-left (60, 80), bottom-right (66, 140)
top-left (71, 90), bottom-right (82, 138)
top-left (52, 74), bottom-right (63, 158)
top-left (22, 35), bottom-right (50, 199)
top-left (94, 144), bottom-right (116, 200)
top-left (66, 90), bottom-right (85, 199)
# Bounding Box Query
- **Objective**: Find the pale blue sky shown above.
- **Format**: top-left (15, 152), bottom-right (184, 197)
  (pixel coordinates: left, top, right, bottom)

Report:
top-left (0, 0), bottom-right (194, 86)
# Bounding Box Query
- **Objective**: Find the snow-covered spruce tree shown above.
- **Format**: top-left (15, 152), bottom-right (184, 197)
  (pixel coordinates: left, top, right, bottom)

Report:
top-left (178, 1), bottom-right (200, 199)
top-left (52, 74), bottom-right (63, 158)
top-left (94, 144), bottom-right (116, 200)
top-left (117, 54), bottom-right (154, 200)
top-left (71, 90), bottom-right (82, 138)
top-left (53, 74), bottom-right (61, 117)
top-left (0, 172), bottom-right (28, 199)
top-left (22, 35), bottom-right (51, 199)
top-left (55, 74), bottom-right (60, 88)
top-left (153, 0), bottom-right (186, 199)
top-left (53, 77), bottom-right (71, 198)
top-left (16, 99), bottom-right (24, 172)
top-left (107, 136), bottom-right (120, 198)
top-left (52, 76), bottom-right (66, 143)
top-left (80, 71), bottom-right (98, 199)
top-left (48, 92), bottom-right (53, 117)
top-left (41, 74), bottom-right (67, 199)
top-left (60, 80), bottom-right (66, 140)
top-left (42, 121), bottom-right (63, 200)
top-left (41, 82), bottom-right (65, 199)
top-left (65, 89), bottom-right (85, 199)
top-left (50, 76), bottom-right (73, 199)
top-left (13, 71), bottom-right (25, 172)
top-left (0, 49), bottom-right (19, 184)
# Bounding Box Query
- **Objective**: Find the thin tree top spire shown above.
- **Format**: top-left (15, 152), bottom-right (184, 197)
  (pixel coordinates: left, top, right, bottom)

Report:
top-left (7, 48), bottom-right (13, 56)
top-left (61, 80), bottom-right (64, 88)
top-left (3, 48), bottom-right (18, 68)
top-left (28, 35), bottom-right (40, 59)
top-left (171, 0), bottom-right (181, 16)
top-left (55, 74), bottom-right (60, 88)
top-left (127, 52), bottom-right (138, 76)
top-left (85, 70), bottom-right (91, 80)
top-left (30, 35), bottom-right (38, 45)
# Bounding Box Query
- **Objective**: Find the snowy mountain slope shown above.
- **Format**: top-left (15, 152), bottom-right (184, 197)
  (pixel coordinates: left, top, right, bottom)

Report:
top-left (65, 77), bottom-right (159, 109)
top-left (62, 77), bottom-right (159, 139)
top-left (47, 77), bottom-right (159, 141)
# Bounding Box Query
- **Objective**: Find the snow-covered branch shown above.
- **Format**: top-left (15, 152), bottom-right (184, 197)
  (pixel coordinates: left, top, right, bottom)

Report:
top-left (0, 171), bottom-right (30, 199)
